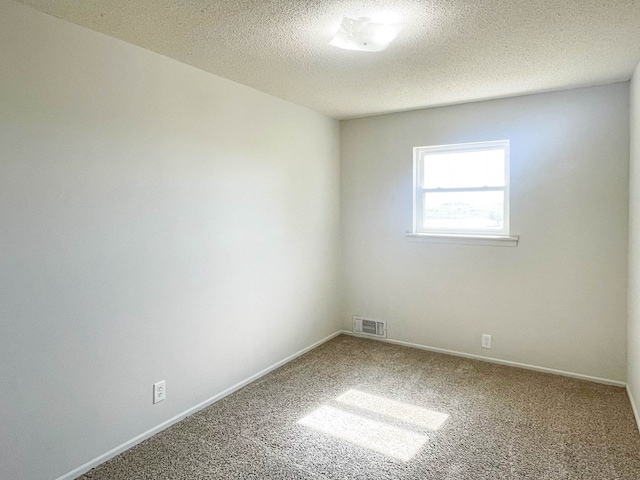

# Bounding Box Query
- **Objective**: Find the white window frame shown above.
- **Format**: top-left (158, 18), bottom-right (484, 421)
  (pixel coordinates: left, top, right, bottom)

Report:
top-left (412, 140), bottom-right (511, 237)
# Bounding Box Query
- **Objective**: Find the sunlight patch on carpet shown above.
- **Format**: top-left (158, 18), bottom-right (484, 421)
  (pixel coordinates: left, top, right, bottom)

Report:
top-left (335, 389), bottom-right (449, 430)
top-left (298, 405), bottom-right (428, 461)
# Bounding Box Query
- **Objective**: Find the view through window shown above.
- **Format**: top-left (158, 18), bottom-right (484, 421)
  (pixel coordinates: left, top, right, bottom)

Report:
top-left (413, 140), bottom-right (510, 236)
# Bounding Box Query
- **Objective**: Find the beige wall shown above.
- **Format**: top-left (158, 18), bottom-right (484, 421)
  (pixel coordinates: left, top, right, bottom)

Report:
top-left (341, 84), bottom-right (629, 382)
top-left (629, 62), bottom-right (640, 427)
top-left (0, 2), bottom-right (341, 479)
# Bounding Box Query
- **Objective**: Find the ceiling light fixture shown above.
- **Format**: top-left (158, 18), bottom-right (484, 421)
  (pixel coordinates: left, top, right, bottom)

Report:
top-left (329, 17), bottom-right (405, 52)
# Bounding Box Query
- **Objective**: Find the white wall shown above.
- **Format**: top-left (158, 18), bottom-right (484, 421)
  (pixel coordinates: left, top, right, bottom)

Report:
top-left (341, 84), bottom-right (629, 382)
top-left (0, 2), bottom-right (340, 479)
top-left (629, 62), bottom-right (640, 428)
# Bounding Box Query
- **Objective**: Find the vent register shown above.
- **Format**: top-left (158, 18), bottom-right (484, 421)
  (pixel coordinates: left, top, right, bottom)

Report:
top-left (353, 316), bottom-right (387, 338)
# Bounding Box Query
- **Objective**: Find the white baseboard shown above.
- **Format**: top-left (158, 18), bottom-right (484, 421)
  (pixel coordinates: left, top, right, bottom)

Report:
top-left (628, 385), bottom-right (640, 434)
top-left (341, 331), bottom-right (626, 387)
top-left (56, 330), bottom-right (343, 480)
top-left (57, 329), bottom-right (629, 479)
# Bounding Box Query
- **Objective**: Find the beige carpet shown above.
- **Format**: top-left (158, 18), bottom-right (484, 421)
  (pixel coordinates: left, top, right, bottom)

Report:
top-left (80, 335), bottom-right (640, 479)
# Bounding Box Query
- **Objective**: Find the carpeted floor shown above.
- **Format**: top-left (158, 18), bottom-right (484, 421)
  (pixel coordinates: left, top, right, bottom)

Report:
top-left (80, 335), bottom-right (640, 479)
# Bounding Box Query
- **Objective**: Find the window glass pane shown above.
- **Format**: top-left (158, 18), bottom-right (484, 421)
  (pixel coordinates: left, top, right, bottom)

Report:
top-left (422, 148), bottom-right (505, 189)
top-left (422, 191), bottom-right (504, 231)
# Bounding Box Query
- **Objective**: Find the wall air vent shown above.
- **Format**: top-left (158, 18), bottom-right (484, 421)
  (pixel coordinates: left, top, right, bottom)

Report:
top-left (353, 316), bottom-right (386, 338)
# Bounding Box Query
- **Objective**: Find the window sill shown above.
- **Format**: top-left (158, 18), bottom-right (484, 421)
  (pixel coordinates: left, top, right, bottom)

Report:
top-left (405, 232), bottom-right (519, 247)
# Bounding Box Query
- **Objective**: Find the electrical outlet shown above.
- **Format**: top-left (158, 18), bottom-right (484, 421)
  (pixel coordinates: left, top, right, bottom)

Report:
top-left (482, 334), bottom-right (492, 349)
top-left (153, 381), bottom-right (166, 404)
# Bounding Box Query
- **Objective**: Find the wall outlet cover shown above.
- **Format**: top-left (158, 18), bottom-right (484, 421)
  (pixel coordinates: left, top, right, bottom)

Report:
top-left (153, 380), bottom-right (166, 404)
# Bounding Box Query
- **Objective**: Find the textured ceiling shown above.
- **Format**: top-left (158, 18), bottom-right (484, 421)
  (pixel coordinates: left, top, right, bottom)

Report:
top-left (15, 0), bottom-right (640, 119)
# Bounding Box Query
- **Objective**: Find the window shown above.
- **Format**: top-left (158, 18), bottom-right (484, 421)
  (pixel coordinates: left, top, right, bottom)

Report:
top-left (413, 140), bottom-right (510, 237)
